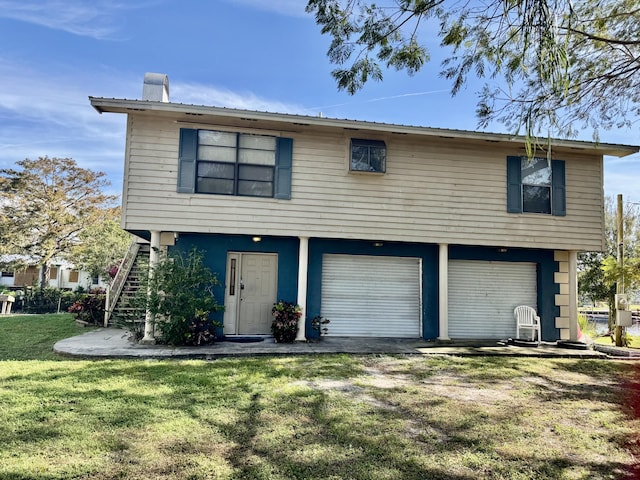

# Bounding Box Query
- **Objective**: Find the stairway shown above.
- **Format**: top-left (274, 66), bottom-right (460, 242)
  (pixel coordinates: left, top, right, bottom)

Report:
top-left (104, 243), bottom-right (150, 326)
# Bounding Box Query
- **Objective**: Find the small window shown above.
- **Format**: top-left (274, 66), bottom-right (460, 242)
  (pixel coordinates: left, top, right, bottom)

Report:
top-left (350, 139), bottom-right (386, 173)
top-left (1, 271), bottom-right (14, 278)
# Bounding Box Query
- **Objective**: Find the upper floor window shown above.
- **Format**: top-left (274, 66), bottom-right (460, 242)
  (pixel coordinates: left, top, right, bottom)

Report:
top-left (507, 156), bottom-right (566, 216)
top-left (178, 128), bottom-right (293, 199)
top-left (196, 131), bottom-right (276, 197)
top-left (522, 157), bottom-right (552, 214)
top-left (350, 139), bottom-right (386, 173)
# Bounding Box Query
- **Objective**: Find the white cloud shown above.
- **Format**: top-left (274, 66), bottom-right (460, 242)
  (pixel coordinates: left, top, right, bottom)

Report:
top-left (0, 60), bottom-right (138, 196)
top-left (0, 0), bottom-right (151, 39)
top-left (172, 81), bottom-right (306, 115)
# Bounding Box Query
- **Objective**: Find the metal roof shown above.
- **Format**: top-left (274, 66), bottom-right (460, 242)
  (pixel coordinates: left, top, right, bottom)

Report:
top-left (89, 96), bottom-right (640, 158)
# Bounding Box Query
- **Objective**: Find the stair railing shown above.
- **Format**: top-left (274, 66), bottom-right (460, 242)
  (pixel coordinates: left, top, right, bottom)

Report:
top-left (104, 241), bottom-right (141, 326)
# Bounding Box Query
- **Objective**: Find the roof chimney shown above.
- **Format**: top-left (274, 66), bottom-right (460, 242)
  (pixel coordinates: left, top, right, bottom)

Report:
top-left (142, 72), bottom-right (169, 102)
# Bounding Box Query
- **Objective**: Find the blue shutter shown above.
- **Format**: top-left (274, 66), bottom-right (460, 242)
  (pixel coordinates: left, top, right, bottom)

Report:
top-left (506, 156), bottom-right (522, 213)
top-left (274, 137), bottom-right (293, 200)
top-left (551, 159), bottom-right (566, 216)
top-left (177, 128), bottom-right (197, 193)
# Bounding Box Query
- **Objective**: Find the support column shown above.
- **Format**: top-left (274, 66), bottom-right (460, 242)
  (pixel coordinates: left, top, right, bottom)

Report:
top-left (141, 231), bottom-right (161, 344)
top-left (295, 236), bottom-right (309, 341)
top-left (568, 250), bottom-right (579, 341)
top-left (438, 243), bottom-right (450, 341)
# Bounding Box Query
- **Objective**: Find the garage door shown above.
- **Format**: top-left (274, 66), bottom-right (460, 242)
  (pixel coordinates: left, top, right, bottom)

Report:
top-left (448, 260), bottom-right (537, 339)
top-left (321, 254), bottom-right (422, 337)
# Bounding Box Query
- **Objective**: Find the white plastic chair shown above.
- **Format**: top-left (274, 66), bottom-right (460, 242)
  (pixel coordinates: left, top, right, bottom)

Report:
top-left (514, 305), bottom-right (541, 343)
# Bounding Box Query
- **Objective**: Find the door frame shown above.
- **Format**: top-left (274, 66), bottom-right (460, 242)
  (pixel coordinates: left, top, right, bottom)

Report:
top-left (223, 252), bottom-right (278, 335)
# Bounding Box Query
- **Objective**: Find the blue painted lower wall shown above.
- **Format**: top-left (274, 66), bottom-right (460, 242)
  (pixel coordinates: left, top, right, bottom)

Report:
top-left (171, 233), bottom-right (299, 325)
top-left (168, 234), bottom-right (560, 341)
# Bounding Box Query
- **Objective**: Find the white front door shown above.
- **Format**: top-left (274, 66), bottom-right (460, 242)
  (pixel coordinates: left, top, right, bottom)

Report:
top-left (223, 253), bottom-right (278, 335)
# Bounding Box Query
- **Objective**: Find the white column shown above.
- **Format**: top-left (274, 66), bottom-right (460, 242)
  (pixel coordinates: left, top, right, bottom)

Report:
top-left (295, 236), bottom-right (309, 341)
top-left (568, 250), bottom-right (579, 341)
top-left (438, 243), bottom-right (450, 341)
top-left (141, 231), bottom-right (161, 344)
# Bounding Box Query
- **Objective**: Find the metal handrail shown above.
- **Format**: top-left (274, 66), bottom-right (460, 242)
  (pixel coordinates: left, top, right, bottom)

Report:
top-left (103, 242), bottom-right (141, 326)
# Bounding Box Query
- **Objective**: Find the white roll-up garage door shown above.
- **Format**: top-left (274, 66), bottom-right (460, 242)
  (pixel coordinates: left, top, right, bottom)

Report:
top-left (321, 254), bottom-right (422, 337)
top-left (448, 260), bottom-right (537, 339)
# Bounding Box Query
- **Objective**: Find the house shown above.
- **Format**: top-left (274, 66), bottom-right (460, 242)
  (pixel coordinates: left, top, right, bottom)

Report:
top-left (90, 72), bottom-right (639, 343)
top-left (0, 255), bottom-right (107, 291)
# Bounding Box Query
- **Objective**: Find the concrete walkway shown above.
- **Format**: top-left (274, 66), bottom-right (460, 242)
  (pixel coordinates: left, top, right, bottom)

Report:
top-left (53, 328), bottom-right (622, 360)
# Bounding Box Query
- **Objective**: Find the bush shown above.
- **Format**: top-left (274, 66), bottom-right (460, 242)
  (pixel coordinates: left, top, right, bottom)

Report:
top-left (22, 287), bottom-right (78, 314)
top-left (67, 288), bottom-right (106, 325)
top-left (129, 248), bottom-right (223, 346)
top-left (311, 315), bottom-right (330, 338)
top-left (271, 301), bottom-right (302, 343)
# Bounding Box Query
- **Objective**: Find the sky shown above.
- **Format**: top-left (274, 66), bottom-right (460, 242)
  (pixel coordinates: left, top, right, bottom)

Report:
top-left (0, 0), bottom-right (638, 204)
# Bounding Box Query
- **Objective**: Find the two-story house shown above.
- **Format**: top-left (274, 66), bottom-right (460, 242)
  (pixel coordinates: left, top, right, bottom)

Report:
top-left (91, 73), bottom-right (638, 344)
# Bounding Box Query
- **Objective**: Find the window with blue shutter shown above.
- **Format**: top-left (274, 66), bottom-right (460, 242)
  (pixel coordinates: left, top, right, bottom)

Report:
top-left (506, 156), bottom-right (566, 216)
top-left (177, 128), bottom-right (293, 199)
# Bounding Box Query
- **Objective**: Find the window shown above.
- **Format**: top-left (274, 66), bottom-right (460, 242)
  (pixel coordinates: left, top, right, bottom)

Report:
top-left (92, 275), bottom-right (99, 285)
top-left (177, 128), bottom-right (294, 199)
top-left (350, 139), bottom-right (386, 173)
top-left (69, 270), bottom-right (79, 283)
top-left (1, 271), bottom-right (13, 277)
top-left (522, 157), bottom-right (552, 214)
top-left (507, 156), bottom-right (566, 216)
top-left (197, 131), bottom-right (276, 197)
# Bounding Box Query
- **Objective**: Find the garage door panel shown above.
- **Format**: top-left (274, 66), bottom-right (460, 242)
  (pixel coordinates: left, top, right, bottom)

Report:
top-left (321, 254), bottom-right (422, 337)
top-left (449, 260), bottom-right (537, 339)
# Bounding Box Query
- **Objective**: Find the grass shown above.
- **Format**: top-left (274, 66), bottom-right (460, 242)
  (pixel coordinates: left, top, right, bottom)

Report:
top-left (0, 313), bottom-right (96, 360)
top-left (1, 315), bottom-right (640, 479)
top-left (579, 313), bottom-right (640, 349)
top-left (593, 334), bottom-right (640, 349)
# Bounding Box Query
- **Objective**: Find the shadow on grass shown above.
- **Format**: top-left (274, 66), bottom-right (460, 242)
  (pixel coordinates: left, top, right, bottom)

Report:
top-left (2, 356), bottom-right (639, 479)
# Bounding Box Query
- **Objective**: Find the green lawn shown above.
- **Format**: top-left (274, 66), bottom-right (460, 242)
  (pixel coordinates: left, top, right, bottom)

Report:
top-left (1, 314), bottom-right (640, 479)
top-left (593, 334), bottom-right (640, 349)
top-left (0, 313), bottom-right (96, 361)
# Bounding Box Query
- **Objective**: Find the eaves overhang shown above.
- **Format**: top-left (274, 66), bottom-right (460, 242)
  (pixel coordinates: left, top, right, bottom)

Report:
top-left (89, 96), bottom-right (640, 158)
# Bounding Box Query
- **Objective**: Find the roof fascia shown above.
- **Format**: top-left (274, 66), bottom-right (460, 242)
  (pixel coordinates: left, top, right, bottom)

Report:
top-left (89, 97), bottom-right (640, 158)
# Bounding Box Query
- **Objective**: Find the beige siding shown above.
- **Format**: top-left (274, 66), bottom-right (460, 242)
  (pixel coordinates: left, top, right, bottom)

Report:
top-left (121, 115), bottom-right (605, 251)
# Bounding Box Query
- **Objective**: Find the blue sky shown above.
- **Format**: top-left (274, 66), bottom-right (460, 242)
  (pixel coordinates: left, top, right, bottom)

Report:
top-left (0, 0), bottom-right (638, 203)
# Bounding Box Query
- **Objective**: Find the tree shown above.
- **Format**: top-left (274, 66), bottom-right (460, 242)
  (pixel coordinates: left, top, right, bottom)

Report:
top-left (0, 157), bottom-right (118, 288)
top-left (578, 197), bottom-right (640, 329)
top-left (71, 207), bottom-right (132, 281)
top-left (306, 0), bottom-right (640, 141)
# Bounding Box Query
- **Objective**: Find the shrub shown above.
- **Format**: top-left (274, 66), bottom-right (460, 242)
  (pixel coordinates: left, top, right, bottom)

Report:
top-left (22, 287), bottom-right (77, 314)
top-left (271, 301), bottom-right (302, 343)
top-left (311, 315), bottom-right (330, 337)
top-left (67, 288), bottom-right (106, 325)
top-left (130, 248), bottom-right (223, 346)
